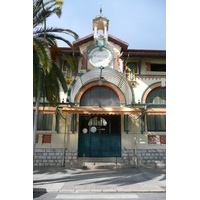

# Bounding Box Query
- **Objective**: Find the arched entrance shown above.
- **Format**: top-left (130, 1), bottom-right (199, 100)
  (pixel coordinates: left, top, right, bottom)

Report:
top-left (78, 86), bottom-right (121, 157)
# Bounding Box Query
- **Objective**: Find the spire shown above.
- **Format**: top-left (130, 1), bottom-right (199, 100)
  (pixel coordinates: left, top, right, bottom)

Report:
top-left (99, 1), bottom-right (102, 14)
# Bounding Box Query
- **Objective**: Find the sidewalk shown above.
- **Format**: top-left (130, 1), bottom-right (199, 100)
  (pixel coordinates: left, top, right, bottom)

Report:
top-left (33, 166), bottom-right (166, 193)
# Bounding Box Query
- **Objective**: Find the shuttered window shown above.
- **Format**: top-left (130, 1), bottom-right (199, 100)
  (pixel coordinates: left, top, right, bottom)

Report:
top-left (36, 114), bottom-right (53, 130)
top-left (147, 115), bottom-right (166, 131)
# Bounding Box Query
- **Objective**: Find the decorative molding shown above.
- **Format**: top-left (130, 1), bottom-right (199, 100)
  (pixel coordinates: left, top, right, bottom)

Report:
top-left (136, 75), bottom-right (166, 80)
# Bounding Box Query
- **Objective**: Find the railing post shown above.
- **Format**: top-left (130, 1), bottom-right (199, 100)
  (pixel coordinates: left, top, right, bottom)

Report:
top-left (116, 154), bottom-right (118, 169)
top-left (83, 154), bottom-right (85, 168)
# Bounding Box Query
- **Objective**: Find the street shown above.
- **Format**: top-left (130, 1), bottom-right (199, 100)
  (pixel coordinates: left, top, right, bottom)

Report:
top-left (33, 192), bottom-right (166, 200)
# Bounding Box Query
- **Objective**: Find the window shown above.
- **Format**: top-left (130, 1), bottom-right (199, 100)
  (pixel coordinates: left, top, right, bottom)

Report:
top-left (151, 64), bottom-right (166, 72)
top-left (146, 87), bottom-right (166, 104)
top-left (36, 114), bottom-right (53, 130)
top-left (88, 117), bottom-right (107, 126)
top-left (147, 115), bottom-right (166, 131)
top-left (80, 86), bottom-right (120, 106)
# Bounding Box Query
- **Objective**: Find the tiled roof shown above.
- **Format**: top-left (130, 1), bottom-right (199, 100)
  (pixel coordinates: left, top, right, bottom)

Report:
top-left (122, 49), bottom-right (166, 58)
top-left (72, 33), bottom-right (129, 51)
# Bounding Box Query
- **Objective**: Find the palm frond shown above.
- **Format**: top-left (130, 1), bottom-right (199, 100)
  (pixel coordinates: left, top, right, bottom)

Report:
top-left (34, 27), bottom-right (79, 41)
top-left (52, 61), bottom-right (68, 93)
top-left (33, 37), bottom-right (52, 73)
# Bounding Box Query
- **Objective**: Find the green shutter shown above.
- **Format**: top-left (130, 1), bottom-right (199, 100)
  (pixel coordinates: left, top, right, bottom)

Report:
top-left (124, 114), bottom-right (129, 134)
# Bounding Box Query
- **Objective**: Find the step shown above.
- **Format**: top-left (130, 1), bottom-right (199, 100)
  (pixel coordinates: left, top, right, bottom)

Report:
top-left (77, 157), bottom-right (132, 169)
top-left (78, 157), bottom-right (122, 163)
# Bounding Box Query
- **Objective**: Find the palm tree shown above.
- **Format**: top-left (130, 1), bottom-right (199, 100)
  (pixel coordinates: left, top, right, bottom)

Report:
top-left (33, 0), bottom-right (79, 157)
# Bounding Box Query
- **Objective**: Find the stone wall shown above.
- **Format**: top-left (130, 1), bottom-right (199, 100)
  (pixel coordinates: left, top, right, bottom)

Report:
top-left (137, 149), bottom-right (166, 167)
top-left (121, 149), bottom-right (166, 167)
top-left (34, 148), bottom-right (166, 168)
top-left (33, 148), bottom-right (78, 167)
top-left (121, 149), bottom-right (135, 166)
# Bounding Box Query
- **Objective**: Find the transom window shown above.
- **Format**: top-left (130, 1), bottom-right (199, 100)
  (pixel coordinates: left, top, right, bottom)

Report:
top-left (88, 117), bottom-right (107, 126)
top-left (80, 86), bottom-right (120, 106)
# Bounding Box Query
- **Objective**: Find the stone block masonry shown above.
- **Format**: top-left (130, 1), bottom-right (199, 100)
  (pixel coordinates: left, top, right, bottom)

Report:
top-left (34, 148), bottom-right (78, 167)
top-left (34, 148), bottom-right (166, 167)
top-left (137, 149), bottom-right (166, 167)
top-left (121, 149), bottom-right (166, 167)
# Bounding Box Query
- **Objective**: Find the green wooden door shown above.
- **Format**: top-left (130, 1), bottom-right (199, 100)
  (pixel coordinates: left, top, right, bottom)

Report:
top-left (78, 115), bottom-right (121, 157)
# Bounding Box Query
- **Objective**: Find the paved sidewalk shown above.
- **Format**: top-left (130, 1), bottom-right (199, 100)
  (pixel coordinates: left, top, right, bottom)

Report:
top-left (33, 166), bottom-right (166, 193)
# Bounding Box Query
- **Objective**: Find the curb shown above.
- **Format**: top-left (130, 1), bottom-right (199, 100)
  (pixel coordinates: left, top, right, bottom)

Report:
top-left (33, 188), bottom-right (166, 193)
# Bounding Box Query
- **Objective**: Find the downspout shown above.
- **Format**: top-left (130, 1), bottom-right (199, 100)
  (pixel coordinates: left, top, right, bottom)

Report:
top-left (134, 132), bottom-right (137, 167)
top-left (62, 114), bottom-right (67, 167)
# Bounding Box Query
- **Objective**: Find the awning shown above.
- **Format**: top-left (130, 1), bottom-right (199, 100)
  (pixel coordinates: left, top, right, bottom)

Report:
top-left (33, 106), bottom-right (56, 114)
top-left (147, 108), bottom-right (166, 115)
top-left (33, 106), bottom-right (166, 115)
top-left (61, 106), bottom-right (141, 115)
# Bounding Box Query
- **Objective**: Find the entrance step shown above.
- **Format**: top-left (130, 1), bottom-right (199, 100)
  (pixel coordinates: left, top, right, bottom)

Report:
top-left (77, 157), bottom-right (131, 169)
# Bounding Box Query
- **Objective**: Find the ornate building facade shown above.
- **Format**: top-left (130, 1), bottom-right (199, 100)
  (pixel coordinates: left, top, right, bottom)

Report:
top-left (33, 10), bottom-right (166, 168)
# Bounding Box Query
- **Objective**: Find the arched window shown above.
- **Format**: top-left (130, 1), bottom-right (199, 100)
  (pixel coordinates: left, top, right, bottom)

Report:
top-left (80, 86), bottom-right (120, 106)
top-left (146, 87), bottom-right (166, 104)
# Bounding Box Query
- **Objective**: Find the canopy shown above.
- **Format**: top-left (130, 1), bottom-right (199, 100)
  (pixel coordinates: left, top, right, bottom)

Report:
top-left (33, 106), bottom-right (166, 115)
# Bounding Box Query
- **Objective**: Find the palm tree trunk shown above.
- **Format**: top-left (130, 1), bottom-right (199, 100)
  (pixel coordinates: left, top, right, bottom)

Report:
top-left (33, 90), bottom-right (40, 157)
top-left (33, 0), bottom-right (47, 159)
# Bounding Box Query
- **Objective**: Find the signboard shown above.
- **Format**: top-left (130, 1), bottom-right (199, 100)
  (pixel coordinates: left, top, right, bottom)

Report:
top-left (82, 128), bottom-right (88, 134)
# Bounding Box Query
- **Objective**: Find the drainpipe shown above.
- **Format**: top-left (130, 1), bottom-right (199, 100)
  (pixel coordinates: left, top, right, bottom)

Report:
top-left (134, 132), bottom-right (137, 167)
top-left (61, 114), bottom-right (67, 167)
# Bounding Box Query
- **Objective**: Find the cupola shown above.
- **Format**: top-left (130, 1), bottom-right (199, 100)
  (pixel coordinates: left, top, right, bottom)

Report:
top-left (93, 7), bottom-right (109, 39)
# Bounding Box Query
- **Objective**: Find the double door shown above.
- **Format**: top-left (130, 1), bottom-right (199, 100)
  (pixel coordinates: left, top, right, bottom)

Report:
top-left (78, 115), bottom-right (121, 157)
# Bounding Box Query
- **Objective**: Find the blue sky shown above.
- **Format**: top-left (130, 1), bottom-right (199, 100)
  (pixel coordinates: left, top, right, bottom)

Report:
top-left (46, 0), bottom-right (166, 50)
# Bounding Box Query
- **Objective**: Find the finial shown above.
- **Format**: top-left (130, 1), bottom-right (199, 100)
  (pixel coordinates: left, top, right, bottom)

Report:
top-left (99, 1), bottom-right (102, 14)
